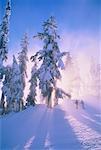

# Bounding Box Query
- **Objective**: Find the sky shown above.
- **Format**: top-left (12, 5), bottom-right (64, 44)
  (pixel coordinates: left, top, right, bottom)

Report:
top-left (0, 0), bottom-right (101, 64)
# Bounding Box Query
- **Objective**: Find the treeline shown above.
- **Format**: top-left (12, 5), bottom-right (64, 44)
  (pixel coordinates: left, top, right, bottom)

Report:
top-left (0, 1), bottom-right (71, 115)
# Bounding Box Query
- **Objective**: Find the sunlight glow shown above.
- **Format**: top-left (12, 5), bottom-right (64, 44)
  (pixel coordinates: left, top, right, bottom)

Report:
top-left (23, 51), bottom-right (100, 105)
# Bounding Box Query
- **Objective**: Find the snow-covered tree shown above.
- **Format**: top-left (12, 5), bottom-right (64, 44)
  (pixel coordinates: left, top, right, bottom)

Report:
top-left (63, 52), bottom-right (74, 95)
top-left (63, 55), bottom-right (82, 99)
top-left (18, 33), bottom-right (29, 104)
top-left (27, 62), bottom-right (38, 106)
top-left (71, 61), bottom-right (81, 99)
top-left (18, 33), bottom-right (28, 76)
top-left (0, 65), bottom-right (12, 114)
top-left (89, 59), bottom-right (101, 96)
top-left (65, 52), bottom-right (73, 69)
top-left (10, 55), bottom-right (22, 111)
top-left (1, 66), bottom-right (12, 101)
top-left (31, 16), bottom-right (67, 107)
top-left (0, 0), bottom-right (11, 79)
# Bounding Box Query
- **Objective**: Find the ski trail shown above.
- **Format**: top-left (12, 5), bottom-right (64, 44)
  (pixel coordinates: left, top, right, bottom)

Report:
top-left (1, 105), bottom-right (48, 149)
top-left (44, 132), bottom-right (53, 150)
top-left (29, 109), bottom-right (52, 149)
top-left (81, 114), bottom-right (101, 126)
top-left (44, 109), bottom-right (53, 150)
top-left (24, 136), bottom-right (35, 150)
top-left (47, 106), bottom-right (82, 150)
top-left (65, 115), bottom-right (101, 150)
top-left (1, 101), bottom-right (101, 150)
top-left (23, 107), bottom-right (48, 149)
top-left (60, 100), bottom-right (101, 150)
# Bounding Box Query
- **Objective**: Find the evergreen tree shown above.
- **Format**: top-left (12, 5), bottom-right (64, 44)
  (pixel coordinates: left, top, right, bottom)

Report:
top-left (65, 52), bottom-right (73, 68)
top-left (70, 58), bottom-right (82, 99)
top-left (18, 33), bottom-right (28, 77)
top-left (89, 58), bottom-right (100, 96)
top-left (0, 0), bottom-right (11, 113)
top-left (63, 52), bottom-right (74, 94)
top-left (1, 65), bottom-right (12, 114)
top-left (27, 62), bottom-right (37, 106)
top-left (0, 0), bottom-right (11, 79)
top-left (18, 33), bottom-right (29, 106)
top-left (31, 16), bottom-right (67, 107)
top-left (64, 55), bottom-right (82, 99)
top-left (11, 55), bottom-right (22, 111)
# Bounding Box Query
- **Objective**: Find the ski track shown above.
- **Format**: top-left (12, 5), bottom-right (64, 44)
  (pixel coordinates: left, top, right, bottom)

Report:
top-left (60, 101), bottom-right (101, 150)
top-left (0, 100), bottom-right (101, 150)
top-left (65, 115), bottom-right (101, 150)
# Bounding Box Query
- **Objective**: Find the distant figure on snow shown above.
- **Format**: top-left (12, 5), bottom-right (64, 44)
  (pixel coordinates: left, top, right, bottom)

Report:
top-left (75, 100), bottom-right (79, 109)
top-left (81, 100), bottom-right (85, 109)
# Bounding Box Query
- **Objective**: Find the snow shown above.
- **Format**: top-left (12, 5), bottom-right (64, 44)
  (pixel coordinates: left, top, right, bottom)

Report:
top-left (0, 96), bottom-right (101, 150)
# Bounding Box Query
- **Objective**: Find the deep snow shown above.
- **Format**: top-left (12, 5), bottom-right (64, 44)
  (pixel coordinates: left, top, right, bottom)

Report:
top-left (0, 97), bottom-right (101, 150)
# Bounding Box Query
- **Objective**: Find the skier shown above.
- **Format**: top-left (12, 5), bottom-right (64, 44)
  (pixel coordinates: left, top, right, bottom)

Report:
top-left (81, 100), bottom-right (85, 109)
top-left (75, 100), bottom-right (79, 109)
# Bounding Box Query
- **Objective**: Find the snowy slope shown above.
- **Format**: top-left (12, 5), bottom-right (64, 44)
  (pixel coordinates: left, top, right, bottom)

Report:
top-left (0, 98), bottom-right (101, 150)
